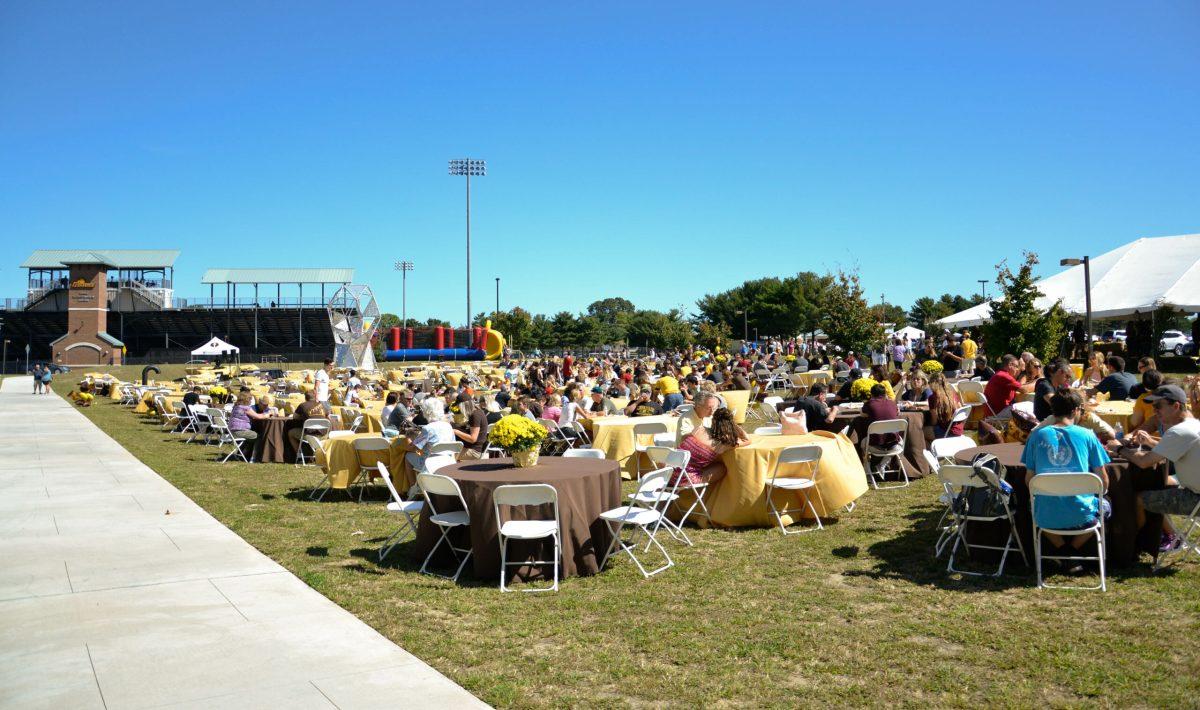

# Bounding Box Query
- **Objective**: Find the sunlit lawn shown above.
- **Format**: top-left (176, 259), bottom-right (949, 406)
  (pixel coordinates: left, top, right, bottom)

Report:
top-left (54, 372), bottom-right (1200, 708)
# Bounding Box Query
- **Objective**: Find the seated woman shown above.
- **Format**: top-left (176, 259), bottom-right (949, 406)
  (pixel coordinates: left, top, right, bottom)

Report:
top-left (228, 391), bottom-right (267, 456)
top-left (926, 373), bottom-right (964, 439)
top-left (900, 371), bottom-right (932, 403)
top-left (1082, 351), bottom-right (1107, 387)
top-left (672, 407), bottom-right (750, 487)
top-left (404, 397), bottom-right (457, 473)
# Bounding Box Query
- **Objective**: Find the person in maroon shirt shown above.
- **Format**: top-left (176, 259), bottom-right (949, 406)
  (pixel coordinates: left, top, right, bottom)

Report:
top-left (862, 383), bottom-right (901, 447)
top-left (983, 354), bottom-right (1029, 416)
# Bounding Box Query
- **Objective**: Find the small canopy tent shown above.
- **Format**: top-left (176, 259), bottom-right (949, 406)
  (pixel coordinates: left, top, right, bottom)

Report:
top-left (934, 234), bottom-right (1200, 329)
top-left (191, 337), bottom-right (240, 359)
top-left (889, 325), bottom-right (925, 341)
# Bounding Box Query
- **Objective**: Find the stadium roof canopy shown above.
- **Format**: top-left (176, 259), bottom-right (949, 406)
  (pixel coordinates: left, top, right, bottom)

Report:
top-left (201, 268), bottom-right (354, 285)
top-left (21, 250), bottom-right (180, 269)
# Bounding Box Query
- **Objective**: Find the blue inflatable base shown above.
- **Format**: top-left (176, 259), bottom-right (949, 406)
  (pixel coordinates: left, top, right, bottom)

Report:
top-left (384, 348), bottom-right (487, 361)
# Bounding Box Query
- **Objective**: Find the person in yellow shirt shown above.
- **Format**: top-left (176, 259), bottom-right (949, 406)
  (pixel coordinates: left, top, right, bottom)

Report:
top-left (960, 331), bottom-right (978, 376)
top-left (655, 373), bottom-right (684, 411)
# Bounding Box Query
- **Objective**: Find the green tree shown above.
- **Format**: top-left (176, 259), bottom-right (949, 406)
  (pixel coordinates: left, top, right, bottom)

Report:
top-left (585, 297), bottom-right (635, 344)
top-left (527, 314), bottom-right (553, 351)
top-left (549, 311), bottom-right (579, 349)
top-left (372, 313), bottom-right (401, 359)
top-left (487, 307), bottom-right (533, 351)
top-left (871, 301), bottom-right (908, 328)
top-left (821, 270), bottom-right (881, 355)
top-left (695, 320), bottom-right (731, 352)
top-left (982, 252), bottom-right (1068, 361)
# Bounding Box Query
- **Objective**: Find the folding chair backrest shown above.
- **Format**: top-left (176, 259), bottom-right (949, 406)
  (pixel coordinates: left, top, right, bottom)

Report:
top-left (644, 445), bottom-right (673, 466)
top-left (930, 436), bottom-right (975, 461)
top-left (777, 444), bottom-right (822, 467)
top-left (763, 396), bottom-right (784, 408)
top-left (866, 419), bottom-right (907, 437)
top-left (303, 435), bottom-right (326, 463)
top-left (956, 381), bottom-right (985, 404)
top-left (636, 468), bottom-right (672, 498)
top-left (207, 408), bottom-right (227, 427)
top-left (1029, 471), bottom-right (1103, 498)
top-left (303, 418), bottom-right (332, 436)
top-left (664, 448), bottom-right (690, 470)
top-left (430, 441), bottom-right (464, 456)
top-left (537, 418), bottom-right (559, 431)
top-left (494, 482), bottom-right (557, 507)
top-left (353, 436), bottom-right (390, 452)
top-left (417, 472), bottom-right (467, 517)
top-left (939, 464), bottom-right (987, 489)
top-left (424, 454), bottom-right (458, 474)
top-left (562, 448), bottom-right (604, 459)
top-left (632, 422), bottom-right (669, 436)
top-left (950, 405), bottom-right (973, 424)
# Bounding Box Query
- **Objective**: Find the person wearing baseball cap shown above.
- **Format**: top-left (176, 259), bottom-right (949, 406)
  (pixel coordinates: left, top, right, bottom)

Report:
top-left (1109, 384), bottom-right (1200, 553)
top-left (583, 385), bottom-right (619, 417)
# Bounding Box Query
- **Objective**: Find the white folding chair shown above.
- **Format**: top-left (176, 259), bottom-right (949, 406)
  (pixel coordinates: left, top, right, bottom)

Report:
top-left (923, 449), bottom-right (959, 558)
top-left (599, 468), bottom-right (675, 578)
top-left (377, 462), bottom-right (424, 561)
top-left (568, 420), bottom-right (593, 447)
top-left (949, 404), bottom-right (973, 428)
top-left (417, 472), bottom-right (473, 582)
top-left (754, 424), bottom-right (783, 436)
top-left (563, 448), bottom-right (604, 459)
top-left (929, 435), bottom-right (976, 464)
top-left (493, 484), bottom-right (561, 592)
top-left (764, 445), bottom-right (826, 534)
top-left (1030, 472), bottom-right (1107, 591)
top-left (483, 423), bottom-right (506, 458)
top-left (862, 419), bottom-right (909, 489)
top-left (627, 422), bottom-right (669, 476)
top-left (1154, 495), bottom-right (1200, 572)
top-left (955, 380), bottom-right (993, 416)
top-left (788, 375), bottom-right (810, 399)
top-left (634, 447), bottom-right (698, 545)
top-left (348, 413), bottom-right (366, 433)
top-left (186, 404), bottom-right (212, 444)
top-left (351, 436), bottom-right (391, 502)
top-left (296, 419), bottom-right (332, 465)
top-left (940, 464), bottom-right (1027, 577)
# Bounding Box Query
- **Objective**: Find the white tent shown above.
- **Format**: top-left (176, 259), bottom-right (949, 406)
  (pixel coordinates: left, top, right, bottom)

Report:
top-left (934, 234), bottom-right (1200, 329)
top-left (191, 337), bottom-right (240, 357)
top-left (890, 325), bottom-right (925, 341)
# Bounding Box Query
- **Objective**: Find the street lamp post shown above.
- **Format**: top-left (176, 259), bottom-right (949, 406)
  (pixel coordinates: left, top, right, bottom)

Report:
top-left (495, 277), bottom-right (500, 315)
top-left (448, 158), bottom-right (486, 327)
top-left (1061, 256), bottom-right (1093, 356)
top-left (977, 279), bottom-right (989, 300)
top-left (735, 309), bottom-right (749, 342)
top-left (393, 261), bottom-right (413, 329)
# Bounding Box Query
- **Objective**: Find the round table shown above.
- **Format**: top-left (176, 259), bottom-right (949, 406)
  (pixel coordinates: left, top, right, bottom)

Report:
top-left (413, 457), bottom-right (622, 582)
top-left (707, 431), bottom-right (869, 528)
top-left (252, 417), bottom-right (295, 463)
top-left (953, 443), bottom-right (1167, 567)
top-left (585, 414), bottom-right (679, 478)
top-left (1091, 400), bottom-right (1134, 431)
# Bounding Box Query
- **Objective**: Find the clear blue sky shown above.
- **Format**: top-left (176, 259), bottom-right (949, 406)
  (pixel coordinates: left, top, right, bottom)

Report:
top-left (2, 2), bottom-right (1197, 324)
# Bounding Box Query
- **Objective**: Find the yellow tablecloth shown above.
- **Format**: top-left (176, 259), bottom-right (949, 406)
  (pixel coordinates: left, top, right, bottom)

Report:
top-left (585, 414), bottom-right (679, 478)
top-left (696, 430), bottom-right (868, 528)
top-left (1092, 400), bottom-right (1134, 431)
top-left (332, 403), bottom-right (385, 432)
top-left (792, 371), bottom-right (834, 388)
top-left (320, 434), bottom-right (413, 492)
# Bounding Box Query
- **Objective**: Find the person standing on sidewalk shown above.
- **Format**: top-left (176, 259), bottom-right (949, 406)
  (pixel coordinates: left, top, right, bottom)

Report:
top-left (32, 364), bottom-right (43, 394)
top-left (40, 366), bottom-right (53, 394)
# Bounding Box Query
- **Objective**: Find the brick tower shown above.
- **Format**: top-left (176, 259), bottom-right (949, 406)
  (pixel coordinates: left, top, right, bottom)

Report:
top-left (50, 253), bottom-right (124, 366)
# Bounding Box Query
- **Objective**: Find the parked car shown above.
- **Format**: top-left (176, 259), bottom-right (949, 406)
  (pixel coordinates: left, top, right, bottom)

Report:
top-left (1100, 329), bottom-right (1127, 342)
top-left (1159, 330), bottom-right (1193, 355)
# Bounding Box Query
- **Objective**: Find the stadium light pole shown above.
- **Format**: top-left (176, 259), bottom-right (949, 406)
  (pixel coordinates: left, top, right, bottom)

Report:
top-left (448, 158), bottom-right (486, 327)
top-left (394, 261), bottom-right (413, 330)
top-left (1061, 256), bottom-right (1092, 356)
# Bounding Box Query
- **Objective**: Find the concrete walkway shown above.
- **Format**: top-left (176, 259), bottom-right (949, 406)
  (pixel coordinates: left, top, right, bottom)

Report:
top-left (0, 377), bottom-right (487, 709)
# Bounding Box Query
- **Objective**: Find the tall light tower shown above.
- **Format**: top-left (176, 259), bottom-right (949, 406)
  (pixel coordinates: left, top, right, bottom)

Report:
top-left (393, 260), bottom-right (413, 329)
top-left (977, 279), bottom-right (989, 300)
top-left (495, 276), bottom-right (500, 315)
top-left (448, 158), bottom-right (486, 327)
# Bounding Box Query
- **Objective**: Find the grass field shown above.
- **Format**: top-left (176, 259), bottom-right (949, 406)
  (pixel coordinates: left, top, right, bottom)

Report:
top-left (51, 373), bottom-right (1200, 708)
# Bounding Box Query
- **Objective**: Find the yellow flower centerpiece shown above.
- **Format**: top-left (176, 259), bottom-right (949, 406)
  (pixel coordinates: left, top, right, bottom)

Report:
top-left (208, 385), bottom-right (230, 405)
top-left (785, 354), bottom-right (796, 362)
top-left (489, 414), bottom-right (549, 468)
top-left (850, 378), bottom-right (894, 402)
top-left (920, 360), bottom-right (944, 376)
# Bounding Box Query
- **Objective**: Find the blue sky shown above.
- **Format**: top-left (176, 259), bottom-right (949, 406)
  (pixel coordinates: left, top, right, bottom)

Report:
top-left (2, 2), bottom-right (1197, 324)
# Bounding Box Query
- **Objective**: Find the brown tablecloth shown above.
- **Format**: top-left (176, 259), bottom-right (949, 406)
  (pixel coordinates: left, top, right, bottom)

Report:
top-left (252, 417), bottom-right (294, 463)
top-left (841, 410), bottom-right (930, 479)
top-left (954, 443), bottom-right (1168, 567)
top-left (414, 457), bottom-right (622, 583)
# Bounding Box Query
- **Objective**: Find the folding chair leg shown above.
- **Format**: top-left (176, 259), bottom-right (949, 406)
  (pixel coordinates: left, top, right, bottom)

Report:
top-left (378, 519), bottom-right (416, 561)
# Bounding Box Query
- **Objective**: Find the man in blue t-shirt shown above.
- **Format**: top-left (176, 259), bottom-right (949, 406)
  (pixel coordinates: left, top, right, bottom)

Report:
top-left (1022, 387), bottom-right (1110, 560)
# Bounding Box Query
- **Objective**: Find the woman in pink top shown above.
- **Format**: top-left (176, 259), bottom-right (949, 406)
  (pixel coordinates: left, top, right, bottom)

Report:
top-left (672, 407), bottom-right (750, 487)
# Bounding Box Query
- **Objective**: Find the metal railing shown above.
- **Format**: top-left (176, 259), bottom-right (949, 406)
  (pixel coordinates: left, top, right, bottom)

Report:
top-left (175, 296), bottom-right (333, 309)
